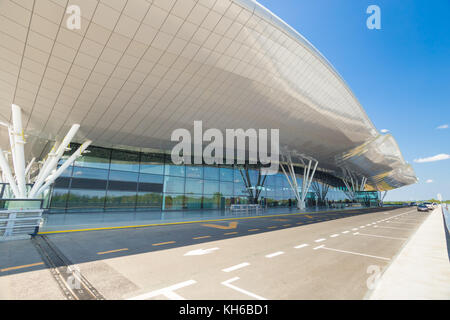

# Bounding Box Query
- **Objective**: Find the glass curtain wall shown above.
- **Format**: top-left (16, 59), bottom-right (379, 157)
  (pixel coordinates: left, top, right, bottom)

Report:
top-left (48, 144), bottom-right (349, 213)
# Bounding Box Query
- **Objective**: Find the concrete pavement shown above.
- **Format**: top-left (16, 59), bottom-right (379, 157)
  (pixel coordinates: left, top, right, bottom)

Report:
top-left (1, 206), bottom-right (446, 299)
top-left (368, 206), bottom-right (450, 299)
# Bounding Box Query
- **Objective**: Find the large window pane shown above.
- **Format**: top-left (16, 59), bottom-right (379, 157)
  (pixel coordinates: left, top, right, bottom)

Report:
top-left (185, 178), bottom-right (203, 194)
top-left (185, 194), bottom-right (202, 209)
top-left (140, 152), bottom-right (164, 175)
top-left (204, 166), bottom-right (219, 180)
top-left (71, 167), bottom-right (108, 190)
top-left (138, 173), bottom-right (164, 193)
top-left (49, 188), bottom-right (69, 210)
top-left (164, 164), bottom-right (185, 177)
top-left (164, 176), bottom-right (185, 193)
top-left (136, 192), bottom-right (162, 210)
top-left (220, 181), bottom-right (234, 196)
top-left (163, 194), bottom-right (185, 210)
top-left (72, 167), bottom-right (109, 180)
top-left (105, 190), bottom-right (137, 209)
top-left (203, 194), bottom-right (220, 209)
top-left (186, 165), bottom-right (203, 179)
top-left (203, 180), bottom-right (219, 195)
top-left (74, 146), bottom-right (111, 169)
top-left (110, 149), bottom-right (140, 172)
top-left (220, 167), bottom-right (234, 181)
top-left (67, 189), bottom-right (106, 210)
top-left (234, 181), bottom-right (248, 196)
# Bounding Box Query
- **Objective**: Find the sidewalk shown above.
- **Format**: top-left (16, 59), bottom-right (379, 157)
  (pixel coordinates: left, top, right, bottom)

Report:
top-left (40, 205), bottom-right (389, 233)
top-left (368, 206), bottom-right (450, 299)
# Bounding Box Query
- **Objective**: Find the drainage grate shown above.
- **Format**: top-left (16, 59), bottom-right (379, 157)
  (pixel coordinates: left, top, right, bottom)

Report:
top-left (32, 235), bottom-right (104, 300)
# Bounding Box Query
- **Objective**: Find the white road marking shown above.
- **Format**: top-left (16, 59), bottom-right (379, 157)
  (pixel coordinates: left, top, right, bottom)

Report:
top-left (354, 233), bottom-right (407, 240)
top-left (222, 263), bottom-right (250, 273)
top-left (184, 247), bottom-right (219, 256)
top-left (353, 232), bottom-right (360, 235)
top-left (330, 234), bottom-right (339, 238)
top-left (315, 238), bottom-right (326, 243)
top-left (342, 231), bottom-right (349, 234)
top-left (352, 228), bottom-right (358, 231)
top-left (376, 226), bottom-right (413, 230)
top-left (127, 280), bottom-right (196, 300)
top-left (359, 226), bottom-right (365, 228)
top-left (313, 245), bottom-right (325, 250)
top-left (317, 246), bottom-right (391, 261)
top-left (265, 251), bottom-right (284, 258)
top-left (385, 221), bottom-right (417, 226)
top-left (294, 244), bottom-right (309, 249)
top-left (221, 277), bottom-right (267, 300)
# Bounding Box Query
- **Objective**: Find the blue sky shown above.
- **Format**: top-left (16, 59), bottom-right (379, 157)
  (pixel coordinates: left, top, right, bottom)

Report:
top-left (257, 0), bottom-right (450, 201)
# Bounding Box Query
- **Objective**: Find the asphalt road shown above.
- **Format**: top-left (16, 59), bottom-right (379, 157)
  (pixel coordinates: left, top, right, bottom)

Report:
top-left (0, 207), bottom-right (430, 299)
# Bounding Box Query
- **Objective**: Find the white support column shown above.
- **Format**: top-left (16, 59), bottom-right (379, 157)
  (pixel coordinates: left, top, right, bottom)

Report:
top-left (35, 140), bottom-right (92, 197)
top-left (25, 157), bottom-right (35, 183)
top-left (29, 124), bottom-right (79, 198)
top-left (360, 177), bottom-right (367, 191)
top-left (11, 104), bottom-right (27, 198)
top-left (301, 159), bottom-right (318, 208)
top-left (280, 154), bottom-right (302, 209)
top-left (0, 149), bottom-right (20, 198)
top-left (281, 153), bottom-right (318, 210)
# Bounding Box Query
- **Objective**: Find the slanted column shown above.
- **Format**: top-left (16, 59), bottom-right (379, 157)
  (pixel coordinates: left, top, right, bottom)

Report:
top-left (280, 153), bottom-right (318, 210)
top-left (28, 124), bottom-right (80, 198)
top-left (35, 141), bottom-right (92, 197)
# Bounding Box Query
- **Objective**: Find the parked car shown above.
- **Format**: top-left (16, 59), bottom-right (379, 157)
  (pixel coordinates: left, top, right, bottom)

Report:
top-left (423, 202), bottom-right (434, 210)
top-left (417, 204), bottom-right (430, 212)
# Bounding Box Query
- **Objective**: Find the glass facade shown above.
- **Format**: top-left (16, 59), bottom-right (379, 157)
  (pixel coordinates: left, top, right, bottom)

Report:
top-left (48, 144), bottom-right (352, 213)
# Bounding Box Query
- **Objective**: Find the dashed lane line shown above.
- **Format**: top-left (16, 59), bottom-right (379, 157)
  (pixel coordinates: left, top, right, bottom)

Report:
top-left (294, 244), bottom-right (309, 249)
top-left (152, 241), bottom-right (176, 246)
top-left (192, 236), bottom-right (211, 240)
top-left (222, 263), bottom-right (250, 273)
top-left (265, 251), bottom-right (284, 258)
top-left (97, 248), bottom-right (128, 255)
top-left (315, 238), bottom-right (326, 243)
top-left (0, 262), bottom-right (44, 272)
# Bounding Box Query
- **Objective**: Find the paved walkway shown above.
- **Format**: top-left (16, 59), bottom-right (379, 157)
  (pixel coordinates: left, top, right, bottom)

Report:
top-left (368, 206), bottom-right (450, 299)
top-left (40, 205), bottom-right (371, 232)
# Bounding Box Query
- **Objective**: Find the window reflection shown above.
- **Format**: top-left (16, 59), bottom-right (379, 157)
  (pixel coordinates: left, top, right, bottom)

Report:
top-left (67, 189), bottom-right (106, 211)
top-left (110, 149), bottom-right (140, 172)
top-left (140, 152), bottom-right (164, 175)
top-left (74, 146), bottom-right (111, 169)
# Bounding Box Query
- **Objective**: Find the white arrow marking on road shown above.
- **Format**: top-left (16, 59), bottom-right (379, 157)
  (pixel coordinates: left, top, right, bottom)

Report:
top-left (184, 247), bottom-right (219, 256)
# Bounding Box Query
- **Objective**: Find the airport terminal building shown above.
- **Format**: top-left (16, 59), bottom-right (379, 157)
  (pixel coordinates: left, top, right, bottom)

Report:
top-left (0, 0), bottom-right (417, 216)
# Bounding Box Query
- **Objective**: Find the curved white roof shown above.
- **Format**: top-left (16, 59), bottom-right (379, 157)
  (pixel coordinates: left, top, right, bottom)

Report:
top-left (0, 0), bottom-right (416, 190)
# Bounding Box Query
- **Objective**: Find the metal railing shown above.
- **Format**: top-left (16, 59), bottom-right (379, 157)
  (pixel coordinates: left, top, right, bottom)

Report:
top-left (229, 204), bottom-right (263, 215)
top-left (0, 199), bottom-right (43, 241)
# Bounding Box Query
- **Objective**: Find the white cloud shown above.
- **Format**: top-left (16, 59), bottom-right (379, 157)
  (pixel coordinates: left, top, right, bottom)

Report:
top-left (414, 153), bottom-right (450, 163)
top-left (425, 179), bottom-right (433, 183)
top-left (380, 129), bottom-right (389, 133)
top-left (437, 124), bottom-right (448, 129)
